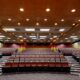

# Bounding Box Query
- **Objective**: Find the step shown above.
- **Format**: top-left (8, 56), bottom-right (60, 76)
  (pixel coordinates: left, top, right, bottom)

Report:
top-left (71, 68), bottom-right (80, 70)
top-left (71, 70), bottom-right (80, 72)
top-left (70, 72), bottom-right (80, 76)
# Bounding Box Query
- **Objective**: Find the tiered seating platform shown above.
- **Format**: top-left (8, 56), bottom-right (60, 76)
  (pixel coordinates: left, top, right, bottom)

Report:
top-left (2, 48), bottom-right (70, 73)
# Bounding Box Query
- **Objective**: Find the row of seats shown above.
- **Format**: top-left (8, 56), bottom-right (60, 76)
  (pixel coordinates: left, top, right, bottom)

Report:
top-left (59, 48), bottom-right (80, 61)
top-left (2, 48), bottom-right (70, 73)
top-left (11, 54), bottom-right (64, 58)
top-left (7, 57), bottom-right (67, 62)
top-left (4, 62), bottom-right (69, 68)
top-left (0, 48), bottom-right (17, 56)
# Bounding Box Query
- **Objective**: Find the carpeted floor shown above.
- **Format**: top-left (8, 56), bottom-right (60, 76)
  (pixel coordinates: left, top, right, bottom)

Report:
top-left (0, 73), bottom-right (80, 80)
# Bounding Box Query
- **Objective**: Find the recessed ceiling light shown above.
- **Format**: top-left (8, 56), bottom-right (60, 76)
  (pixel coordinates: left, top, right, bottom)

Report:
top-left (18, 22), bottom-right (21, 26)
top-left (61, 19), bottom-right (64, 22)
top-left (78, 19), bottom-right (80, 22)
top-left (26, 18), bottom-right (30, 21)
top-left (19, 8), bottom-right (24, 12)
top-left (7, 37), bottom-right (11, 39)
top-left (71, 9), bottom-right (76, 13)
top-left (72, 23), bottom-right (75, 26)
top-left (54, 23), bottom-right (58, 26)
top-left (50, 38), bottom-right (53, 40)
top-left (3, 28), bottom-right (16, 32)
top-left (25, 28), bottom-right (35, 31)
top-left (24, 38), bottom-right (26, 39)
top-left (36, 22), bottom-right (39, 26)
top-left (40, 29), bottom-right (50, 32)
top-left (59, 29), bottom-right (65, 32)
top-left (45, 8), bottom-right (50, 12)
top-left (44, 18), bottom-right (48, 21)
top-left (20, 39), bottom-right (24, 42)
top-left (8, 18), bottom-right (12, 21)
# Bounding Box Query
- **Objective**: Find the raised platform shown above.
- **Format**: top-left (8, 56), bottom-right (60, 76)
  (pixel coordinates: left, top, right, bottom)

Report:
top-left (2, 54), bottom-right (70, 73)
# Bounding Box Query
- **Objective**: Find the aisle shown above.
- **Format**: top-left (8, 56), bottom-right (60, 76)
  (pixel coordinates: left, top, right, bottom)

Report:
top-left (0, 73), bottom-right (79, 80)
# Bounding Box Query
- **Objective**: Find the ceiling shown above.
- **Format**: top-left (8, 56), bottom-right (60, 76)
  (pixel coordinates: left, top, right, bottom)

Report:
top-left (0, 0), bottom-right (80, 43)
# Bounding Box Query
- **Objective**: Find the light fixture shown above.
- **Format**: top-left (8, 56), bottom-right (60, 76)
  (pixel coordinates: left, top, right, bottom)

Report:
top-left (54, 23), bottom-right (58, 26)
top-left (7, 37), bottom-right (11, 39)
top-left (53, 36), bottom-right (57, 38)
top-left (29, 36), bottom-right (36, 38)
top-left (36, 22), bottom-right (39, 26)
top-left (72, 23), bottom-right (75, 26)
top-left (25, 28), bottom-right (35, 31)
top-left (65, 38), bottom-right (68, 40)
top-left (59, 29), bottom-right (65, 32)
top-left (24, 38), bottom-right (26, 39)
top-left (50, 38), bottom-right (53, 40)
top-left (71, 9), bottom-right (76, 13)
top-left (40, 37), bottom-right (45, 39)
top-left (3, 28), bottom-right (16, 32)
top-left (26, 18), bottom-right (30, 21)
top-left (0, 35), bottom-right (5, 38)
top-left (18, 36), bottom-right (23, 38)
top-left (70, 36), bottom-right (78, 38)
top-left (18, 22), bottom-right (21, 26)
top-left (32, 37), bottom-right (37, 39)
top-left (40, 28), bottom-right (50, 32)
top-left (61, 19), bottom-right (64, 22)
top-left (78, 19), bottom-right (80, 22)
top-left (19, 8), bottom-right (24, 12)
top-left (44, 18), bottom-right (48, 21)
top-left (20, 39), bottom-right (24, 42)
top-left (73, 37), bottom-right (79, 40)
top-left (40, 36), bottom-right (47, 38)
top-left (8, 18), bottom-right (12, 21)
top-left (45, 8), bottom-right (50, 12)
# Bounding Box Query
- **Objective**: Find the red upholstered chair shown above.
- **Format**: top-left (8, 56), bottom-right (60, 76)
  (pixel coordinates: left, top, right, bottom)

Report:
top-left (19, 63), bottom-right (25, 67)
top-left (55, 63), bottom-right (61, 67)
top-left (5, 63), bottom-right (11, 68)
top-left (31, 63), bottom-right (37, 67)
top-left (62, 63), bottom-right (69, 67)
top-left (43, 63), bottom-right (48, 67)
top-left (25, 63), bottom-right (31, 67)
top-left (49, 63), bottom-right (55, 67)
top-left (11, 63), bottom-right (18, 67)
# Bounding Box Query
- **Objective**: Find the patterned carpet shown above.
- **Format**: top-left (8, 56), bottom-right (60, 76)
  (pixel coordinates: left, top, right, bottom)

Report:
top-left (0, 73), bottom-right (80, 80)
